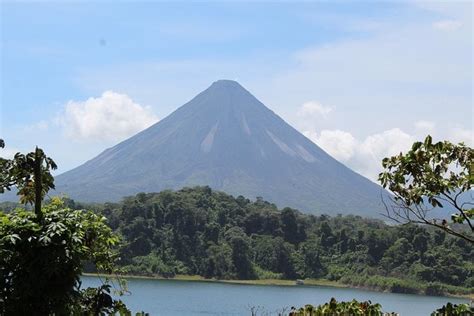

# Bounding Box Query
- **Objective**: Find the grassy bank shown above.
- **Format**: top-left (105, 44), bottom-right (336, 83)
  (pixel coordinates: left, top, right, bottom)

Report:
top-left (82, 273), bottom-right (473, 300)
top-left (339, 274), bottom-right (474, 300)
top-left (83, 272), bottom-right (340, 287)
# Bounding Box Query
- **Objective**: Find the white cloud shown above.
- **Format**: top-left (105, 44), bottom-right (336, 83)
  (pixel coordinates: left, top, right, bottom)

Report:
top-left (449, 127), bottom-right (473, 146)
top-left (414, 120), bottom-right (436, 135)
top-left (304, 129), bottom-right (356, 162)
top-left (303, 123), bottom-right (473, 182)
top-left (433, 20), bottom-right (463, 31)
top-left (296, 101), bottom-right (334, 133)
top-left (58, 91), bottom-right (158, 142)
top-left (297, 101), bottom-right (332, 119)
top-left (356, 128), bottom-right (414, 179)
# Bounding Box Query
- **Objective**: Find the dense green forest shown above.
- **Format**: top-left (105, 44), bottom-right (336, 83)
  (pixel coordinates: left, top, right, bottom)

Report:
top-left (52, 186), bottom-right (473, 297)
top-left (1, 137), bottom-right (473, 315)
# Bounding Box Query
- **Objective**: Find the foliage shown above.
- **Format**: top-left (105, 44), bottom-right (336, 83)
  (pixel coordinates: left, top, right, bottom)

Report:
top-left (289, 298), bottom-right (386, 316)
top-left (0, 199), bottom-right (121, 314)
top-left (71, 284), bottom-right (132, 316)
top-left (77, 186), bottom-right (473, 297)
top-left (379, 135), bottom-right (473, 243)
top-left (431, 302), bottom-right (474, 316)
top-left (0, 140), bottom-right (139, 315)
top-left (0, 141), bottom-right (57, 219)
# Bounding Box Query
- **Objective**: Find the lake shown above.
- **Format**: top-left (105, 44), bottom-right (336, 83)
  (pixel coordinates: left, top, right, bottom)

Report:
top-left (81, 276), bottom-right (470, 315)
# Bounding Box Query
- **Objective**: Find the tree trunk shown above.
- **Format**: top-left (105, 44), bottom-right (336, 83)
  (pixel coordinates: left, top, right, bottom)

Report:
top-left (34, 147), bottom-right (43, 221)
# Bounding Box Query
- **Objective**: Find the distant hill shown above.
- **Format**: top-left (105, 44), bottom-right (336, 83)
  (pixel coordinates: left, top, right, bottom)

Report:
top-left (54, 80), bottom-right (386, 216)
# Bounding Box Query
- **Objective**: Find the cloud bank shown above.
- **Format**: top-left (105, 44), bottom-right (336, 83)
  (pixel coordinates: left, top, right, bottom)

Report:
top-left (58, 91), bottom-right (158, 142)
top-left (303, 123), bottom-right (472, 182)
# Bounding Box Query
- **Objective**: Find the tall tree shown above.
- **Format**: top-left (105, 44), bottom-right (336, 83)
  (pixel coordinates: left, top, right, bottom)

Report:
top-left (0, 140), bottom-right (57, 221)
top-left (0, 140), bottom-right (135, 315)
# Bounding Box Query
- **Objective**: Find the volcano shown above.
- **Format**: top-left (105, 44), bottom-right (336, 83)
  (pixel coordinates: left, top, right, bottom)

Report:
top-left (54, 80), bottom-right (385, 216)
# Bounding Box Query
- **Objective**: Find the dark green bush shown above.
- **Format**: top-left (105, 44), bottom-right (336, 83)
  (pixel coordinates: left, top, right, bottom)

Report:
top-left (289, 298), bottom-right (388, 316)
top-left (0, 199), bottom-right (122, 315)
top-left (431, 302), bottom-right (474, 316)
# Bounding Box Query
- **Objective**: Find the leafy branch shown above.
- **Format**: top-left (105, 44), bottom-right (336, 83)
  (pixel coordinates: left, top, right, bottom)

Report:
top-left (379, 135), bottom-right (473, 243)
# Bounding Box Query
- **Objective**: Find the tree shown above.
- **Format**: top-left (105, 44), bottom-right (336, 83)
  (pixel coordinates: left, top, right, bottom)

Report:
top-left (205, 243), bottom-right (233, 279)
top-left (225, 227), bottom-right (255, 279)
top-left (297, 238), bottom-right (325, 278)
top-left (281, 207), bottom-right (298, 244)
top-left (96, 186), bottom-right (472, 296)
top-left (379, 135), bottom-right (473, 243)
top-left (0, 141), bottom-right (57, 221)
top-left (0, 200), bottom-right (126, 314)
top-left (290, 298), bottom-right (385, 316)
top-left (0, 140), bottom-right (136, 315)
top-left (252, 236), bottom-right (295, 278)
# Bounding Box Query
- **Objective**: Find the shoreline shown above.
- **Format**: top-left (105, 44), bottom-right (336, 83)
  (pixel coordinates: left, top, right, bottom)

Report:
top-left (82, 273), bottom-right (473, 300)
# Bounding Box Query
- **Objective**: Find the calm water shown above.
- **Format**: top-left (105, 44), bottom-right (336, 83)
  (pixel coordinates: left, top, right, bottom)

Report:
top-left (81, 276), bottom-right (470, 316)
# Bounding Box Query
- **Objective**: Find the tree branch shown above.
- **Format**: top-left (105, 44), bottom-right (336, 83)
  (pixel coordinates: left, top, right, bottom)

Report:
top-left (382, 197), bottom-right (474, 243)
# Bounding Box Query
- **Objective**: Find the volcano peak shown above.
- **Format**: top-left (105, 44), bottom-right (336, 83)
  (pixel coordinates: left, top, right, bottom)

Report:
top-left (54, 81), bottom-right (385, 216)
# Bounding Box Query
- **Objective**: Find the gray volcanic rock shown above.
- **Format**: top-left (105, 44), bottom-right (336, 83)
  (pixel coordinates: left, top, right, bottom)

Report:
top-left (54, 80), bottom-right (386, 216)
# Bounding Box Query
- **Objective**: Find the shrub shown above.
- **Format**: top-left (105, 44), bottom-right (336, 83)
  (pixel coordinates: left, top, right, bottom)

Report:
top-left (289, 298), bottom-right (388, 316)
top-left (254, 266), bottom-right (283, 279)
top-left (431, 303), bottom-right (474, 316)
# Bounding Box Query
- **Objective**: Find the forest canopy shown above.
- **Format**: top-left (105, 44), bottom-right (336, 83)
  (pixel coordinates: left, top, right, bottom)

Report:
top-left (54, 186), bottom-right (474, 297)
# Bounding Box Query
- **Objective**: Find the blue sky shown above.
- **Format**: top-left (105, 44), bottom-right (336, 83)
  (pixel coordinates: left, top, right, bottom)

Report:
top-left (1, 1), bottom-right (472, 180)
